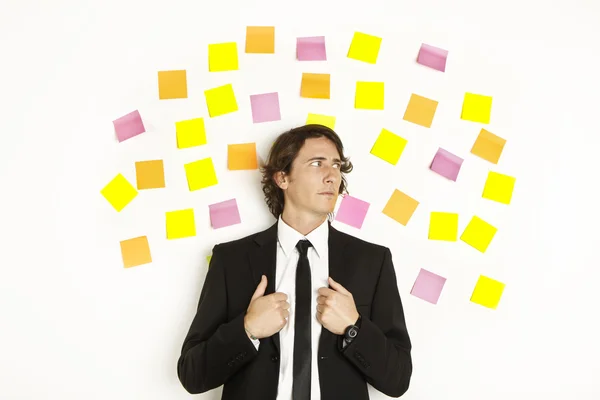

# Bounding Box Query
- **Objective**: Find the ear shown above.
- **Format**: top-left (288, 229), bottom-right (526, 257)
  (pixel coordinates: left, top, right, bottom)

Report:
top-left (273, 171), bottom-right (288, 189)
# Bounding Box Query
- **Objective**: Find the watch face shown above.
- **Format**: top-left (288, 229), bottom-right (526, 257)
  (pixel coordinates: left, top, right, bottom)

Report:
top-left (348, 328), bottom-right (357, 338)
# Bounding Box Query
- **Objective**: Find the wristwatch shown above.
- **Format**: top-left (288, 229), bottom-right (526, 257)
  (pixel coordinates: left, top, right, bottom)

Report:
top-left (343, 314), bottom-right (361, 344)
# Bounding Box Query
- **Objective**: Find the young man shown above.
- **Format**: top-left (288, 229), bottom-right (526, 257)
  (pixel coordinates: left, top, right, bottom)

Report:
top-left (177, 124), bottom-right (412, 399)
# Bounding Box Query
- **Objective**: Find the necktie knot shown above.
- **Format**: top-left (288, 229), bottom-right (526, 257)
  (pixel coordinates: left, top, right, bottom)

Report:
top-left (296, 239), bottom-right (313, 257)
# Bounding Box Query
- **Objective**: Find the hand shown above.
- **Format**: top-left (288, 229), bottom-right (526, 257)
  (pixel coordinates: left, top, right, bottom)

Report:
top-left (244, 275), bottom-right (290, 339)
top-left (316, 277), bottom-right (359, 335)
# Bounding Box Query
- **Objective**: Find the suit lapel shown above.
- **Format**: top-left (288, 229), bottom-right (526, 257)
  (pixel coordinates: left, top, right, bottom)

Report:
top-left (247, 220), bottom-right (350, 357)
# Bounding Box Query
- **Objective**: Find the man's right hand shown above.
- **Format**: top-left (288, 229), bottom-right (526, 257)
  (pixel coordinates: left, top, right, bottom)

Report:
top-left (244, 275), bottom-right (290, 340)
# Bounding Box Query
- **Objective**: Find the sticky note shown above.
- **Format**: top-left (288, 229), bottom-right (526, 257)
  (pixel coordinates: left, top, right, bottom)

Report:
top-left (300, 73), bottom-right (330, 99)
top-left (297, 36), bottom-right (327, 61)
top-left (430, 148), bottom-right (463, 181)
top-left (335, 195), bottom-right (370, 229)
top-left (370, 128), bottom-right (407, 165)
top-left (166, 208), bottom-right (196, 239)
top-left (471, 128), bottom-right (506, 164)
top-left (113, 110), bottom-right (145, 143)
top-left (403, 94), bottom-right (439, 128)
top-left (175, 118), bottom-right (207, 149)
top-left (158, 70), bottom-right (188, 100)
top-left (417, 43), bottom-right (448, 72)
top-left (411, 268), bottom-right (446, 304)
top-left (100, 173), bottom-right (138, 212)
top-left (250, 92), bottom-right (281, 123)
top-left (428, 212), bottom-right (458, 241)
top-left (207, 255), bottom-right (212, 265)
top-left (184, 158), bottom-right (218, 191)
top-left (355, 81), bottom-right (384, 110)
top-left (208, 42), bottom-right (238, 72)
top-left (135, 160), bottom-right (165, 190)
top-left (482, 171), bottom-right (516, 205)
top-left (228, 143), bottom-right (258, 170)
top-left (120, 236), bottom-right (152, 268)
top-left (347, 32), bottom-right (382, 64)
top-left (461, 92), bottom-right (493, 124)
top-left (471, 275), bottom-right (505, 309)
top-left (209, 198), bottom-right (242, 229)
top-left (246, 26), bottom-right (275, 53)
top-left (306, 113), bottom-right (336, 129)
top-left (460, 216), bottom-right (497, 253)
top-left (204, 84), bottom-right (238, 117)
top-left (382, 189), bottom-right (419, 226)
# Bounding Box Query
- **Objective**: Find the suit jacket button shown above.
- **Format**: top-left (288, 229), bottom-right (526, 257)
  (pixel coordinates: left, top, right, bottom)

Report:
top-left (271, 355), bottom-right (279, 362)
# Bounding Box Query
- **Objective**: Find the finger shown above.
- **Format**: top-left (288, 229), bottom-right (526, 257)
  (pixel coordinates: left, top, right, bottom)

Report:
top-left (316, 296), bottom-right (326, 305)
top-left (273, 292), bottom-right (288, 301)
top-left (318, 287), bottom-right (336, 297)
top-left (328, 277), bottom-right (350, 296)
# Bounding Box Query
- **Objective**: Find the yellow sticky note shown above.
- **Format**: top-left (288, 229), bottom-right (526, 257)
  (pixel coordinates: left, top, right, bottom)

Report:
top-left (208, 42), bottom-right (239, 72)
top-left (120, 236), bottom-right (152, 268)
top-left (184, 158), bottom-right (218, 191)
top-left (461, 92), bottom-right (493, 124)
top-left (428, 212), bottom-right (458, 241)
top-left (482, 171), bottom-right (516, 205)
top-left (460, 216), bottom-right (497, 252)
top-left (382, 189), bottom-right (419, 226)
top-left (135, 160), bottom-right (165, 190)
top-left (471, 129), bottom-right (506, 164)
top-left (205, 84), bottom-right (238, 117)
top-left (246, 26), bottom-right (275, 53)
top-left (301, 73), bottom-right (330, 99)
top-left (306, 113), bottom-right (336, 129)
top-left (166, 209), bottom-right (196, 239)
top-left (355, 81), bottom-right (384, 110)
top-left (470, 275), bottom-right (505, 309)
top-left (228, 143), bottom-right (258, 170)
top-left (206, 255), bottom-right (212, 265)
top-left (175, 118), bottom-right (207, 149)
top-left (347, 32), bottom-right (382, 64)
top-left (370, 128), bottom-right (407, 165)
top-left (158, 70), bottom-right (188, 100)
top-left (403, 94), bottom-right (439, 128)
top-left (101, 173), bottom-right (138, 212)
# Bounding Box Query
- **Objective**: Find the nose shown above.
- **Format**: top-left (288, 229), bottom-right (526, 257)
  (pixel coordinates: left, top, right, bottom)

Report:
top-left (324, 167), bottom-right (338, 185)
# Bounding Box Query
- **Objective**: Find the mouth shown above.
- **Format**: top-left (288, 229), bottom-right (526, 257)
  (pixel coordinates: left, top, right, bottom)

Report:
top-left (318, 192), bottom-right (335, 196)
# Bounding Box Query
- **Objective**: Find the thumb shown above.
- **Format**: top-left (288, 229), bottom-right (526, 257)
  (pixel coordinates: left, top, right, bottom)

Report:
top-left (251, 275), bottom-right (267, 300)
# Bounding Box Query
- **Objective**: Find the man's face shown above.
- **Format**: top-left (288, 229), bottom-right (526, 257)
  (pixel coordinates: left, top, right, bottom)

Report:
top-left (278, 137), bottom-right (343, 218)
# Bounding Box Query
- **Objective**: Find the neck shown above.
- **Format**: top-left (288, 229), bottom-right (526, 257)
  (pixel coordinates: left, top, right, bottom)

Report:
top-left (280, 209), bottom-right (327, 236)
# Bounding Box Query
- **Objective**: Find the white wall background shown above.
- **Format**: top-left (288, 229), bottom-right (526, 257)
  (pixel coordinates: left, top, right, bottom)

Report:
top-left (1, 0), bottom-right (599, 398)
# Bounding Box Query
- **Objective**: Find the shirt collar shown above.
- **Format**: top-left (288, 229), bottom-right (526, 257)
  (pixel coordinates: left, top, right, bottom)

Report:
top-left (277, 216), bottom-right (329, 259)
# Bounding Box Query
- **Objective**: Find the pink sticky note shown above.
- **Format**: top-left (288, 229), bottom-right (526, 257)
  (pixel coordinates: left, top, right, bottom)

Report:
top-left (430, 148), bottom-right (463, 181)
top-left (209, 198), bottom-right (242, 229)
top-left (410, 268), bottom-right (446, 304)
top-left (417, 43), bottom-right (448, 72)
top-left (250, 92), bottom-right (281, 123)
top-left (297, 36), bottom-right (327, 61)
top-left (113, 110), bottom-right (146, 142)
top-left (335, 195), bottom-right (370, 229)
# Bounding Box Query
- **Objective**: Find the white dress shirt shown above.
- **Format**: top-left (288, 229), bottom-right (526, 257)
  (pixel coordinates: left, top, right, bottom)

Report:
top-left (247, 216), bottom-right (329, 400)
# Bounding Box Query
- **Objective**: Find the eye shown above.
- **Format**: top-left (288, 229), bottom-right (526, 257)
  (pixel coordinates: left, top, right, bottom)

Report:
top-left (310, 161), bottom-right (321, 166)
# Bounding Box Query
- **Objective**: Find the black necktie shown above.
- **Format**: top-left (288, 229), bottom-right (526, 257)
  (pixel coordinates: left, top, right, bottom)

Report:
top-left (293, 239), bottom-right (313, 400)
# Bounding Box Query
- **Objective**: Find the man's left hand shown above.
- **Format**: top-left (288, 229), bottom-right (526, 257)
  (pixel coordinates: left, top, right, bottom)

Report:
top-left (316, 277), bottom-right (359, 335)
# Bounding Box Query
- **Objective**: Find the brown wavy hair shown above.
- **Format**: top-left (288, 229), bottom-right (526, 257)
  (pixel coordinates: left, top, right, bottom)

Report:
top-left (260, 124), bottom-right (353, 220)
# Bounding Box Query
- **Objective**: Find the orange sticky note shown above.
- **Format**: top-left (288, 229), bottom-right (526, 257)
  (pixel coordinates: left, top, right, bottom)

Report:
top-left (246, 26), bottom-right (275, 53)
top-left (403, 94), bottom-right (439, 128)
top-left (120, 236), bottom-right (152, 268)
top-left (228, 143), bottom-right (258, 170)
top-left (135, 160), bottom-right (165, 190)
top-left (158, 70), bottom-right (188, 100)
top-left (300, 73), bottom-right (330, 99)
top-left (382, 189), bottom-right (419, 226)
top-left (471, 128), bottom-right (506, 164)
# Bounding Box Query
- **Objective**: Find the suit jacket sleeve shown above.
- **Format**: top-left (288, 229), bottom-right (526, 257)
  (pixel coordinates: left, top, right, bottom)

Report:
top-left (177, 244), bottom-right (259, 394)
top-left (339, 247), bottom-right (413, 397)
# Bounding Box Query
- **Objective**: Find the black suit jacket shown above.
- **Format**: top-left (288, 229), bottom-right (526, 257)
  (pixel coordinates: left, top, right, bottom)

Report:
top-left (177, 221), bottom-right (412, 399)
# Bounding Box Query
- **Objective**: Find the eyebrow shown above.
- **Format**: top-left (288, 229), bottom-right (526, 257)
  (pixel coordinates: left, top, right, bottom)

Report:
top-left (306, 156), bottom-right (342, 164)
